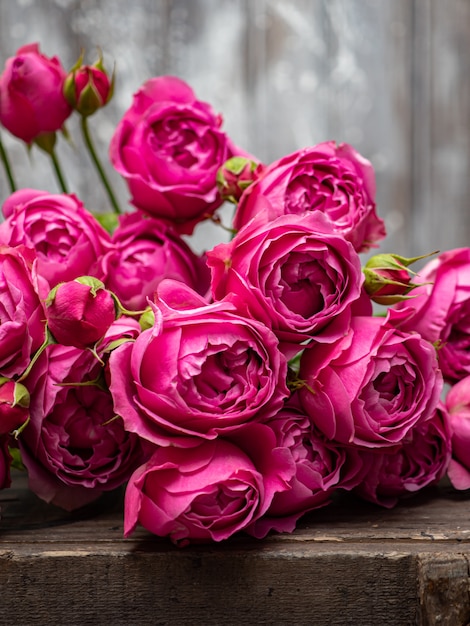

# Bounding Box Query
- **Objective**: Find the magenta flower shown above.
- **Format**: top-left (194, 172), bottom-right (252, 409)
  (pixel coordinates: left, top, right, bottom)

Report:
top-left (19, 344), bottom-right (145, 511)
top-left (124, 423), bottom-right (295, 545)
top-left (444, 376), bottom-right (470, 490)
top-left (108, 280), bottom-right (288, 446)
top-left (208, 211), bottom-right (364, 357)
top-left (109, 76), bottom-right (239, 233)
top-left (100, 211), bottom-right (210, 311)
top-left (45, 277), bottom-right (117, 349)
top-left (394, 247), bottom-right (470, 383)
top-left (299, 313), bottom-right (443, 448)
top-left (0, 189), bottom-right (112, 295)
top-left (354, 406), bottom-right (451, 507)
top-left (0, 43), bottom-right (72, 143)
top-left (233, 141), bottom-right (385, 253)
top-left (0, 244), bottom-right (45, 377)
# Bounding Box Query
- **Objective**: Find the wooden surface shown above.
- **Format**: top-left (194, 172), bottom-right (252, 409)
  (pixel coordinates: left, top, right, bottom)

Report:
top-left (1, 475), bottom-right (470, 625)
top-left (0, 1), bottom-right (470, 257)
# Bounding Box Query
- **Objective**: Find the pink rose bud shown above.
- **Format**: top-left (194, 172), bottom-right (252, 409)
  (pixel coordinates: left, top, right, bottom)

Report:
top-left (46, 276), bottom-right (117, 348)
top-left (0, 43), bottom-right (72, 144)
top-left (0, 378), bottom-right (30, 436)
top-left (363, 252), bottom-right (434, 305)
top-left (216, 156), bottom-right (263, 204)
top-left (64, 50), bottom-right (113, 117)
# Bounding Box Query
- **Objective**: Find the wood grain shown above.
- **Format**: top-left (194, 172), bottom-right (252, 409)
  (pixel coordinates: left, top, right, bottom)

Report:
top-left (2, 476), bottom-right (470, 625)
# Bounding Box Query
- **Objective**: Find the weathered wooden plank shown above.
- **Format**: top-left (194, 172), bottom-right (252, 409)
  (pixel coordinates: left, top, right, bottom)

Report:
top-left (418, 553), bottom-right (470, 626)
top-left (2, 475), bottom-right (470, 624)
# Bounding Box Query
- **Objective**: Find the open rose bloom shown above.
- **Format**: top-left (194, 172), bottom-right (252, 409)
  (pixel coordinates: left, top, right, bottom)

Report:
top-left (0, 46), bottom-right (462, 544)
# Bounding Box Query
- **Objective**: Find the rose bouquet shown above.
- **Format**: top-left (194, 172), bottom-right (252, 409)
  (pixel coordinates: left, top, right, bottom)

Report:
top-left (0, 43), bottom-right (467, 546)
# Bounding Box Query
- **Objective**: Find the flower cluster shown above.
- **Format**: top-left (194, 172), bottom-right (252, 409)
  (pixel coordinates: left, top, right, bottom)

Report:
top-left (0, 43), bottom-right (467, 546)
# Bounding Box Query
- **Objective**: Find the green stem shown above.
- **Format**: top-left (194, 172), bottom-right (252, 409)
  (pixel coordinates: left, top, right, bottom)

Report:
top-left (81, 116), bottom-right (121, 214)
top-left (50, 148), bottom-right (69, 193)
top-left (0, 133), bottom-right (17, 193)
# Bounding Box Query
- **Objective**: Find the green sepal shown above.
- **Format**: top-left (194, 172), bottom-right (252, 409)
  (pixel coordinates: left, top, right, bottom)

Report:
top-left (13, 382), bottom-right (30, 409)
top-left (139, 308), bottom-right (155, 331)
top-left (93, 211), bottom-right (119, 234)
top-left (34, 132), bottom-right (57, 155)
top-left (8, 447), bottom-right (26, 471)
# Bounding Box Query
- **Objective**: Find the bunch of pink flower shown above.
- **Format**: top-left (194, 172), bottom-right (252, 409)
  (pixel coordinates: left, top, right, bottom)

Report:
top-left (0, 42), bottom-right (466, 546)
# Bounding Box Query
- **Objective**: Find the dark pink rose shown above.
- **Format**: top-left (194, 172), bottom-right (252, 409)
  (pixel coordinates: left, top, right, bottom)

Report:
top-left (444, 376), bottom-right (470, 490)
top-left (101, 211), bottom-right (210, 310)
top-left (45, 277), bottom-right (117, 349)
top-left (354, 406), bottom-right (451, 507)
top-left (19, 344), bottom-right (145, 511)
top-left (0, 43), bottom-right (72, 143)
top-left (233, 141), bottom-right (386, 253)
top-left (249, 398), bottom-right (366, 538)
top-left (109, 280), bottom-right (288, 446)
top-left (124, 423), bottom-right (295, 545)
top-left (0, 190), bottom-right (112, 295)
top-left (394, 248), bottom-right (470, 383)
top-left (109, 76), bottom-right (238, 233)
top-left (207, 212), bottom-right (364, 357)
top-left (298, 312), bottom-right (443, 448)
top-left (0, 244), bottom-right (45, 377)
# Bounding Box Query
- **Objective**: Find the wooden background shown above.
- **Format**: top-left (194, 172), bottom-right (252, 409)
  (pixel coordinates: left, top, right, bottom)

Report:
top-left (0, 0), bottom-right (469, 258)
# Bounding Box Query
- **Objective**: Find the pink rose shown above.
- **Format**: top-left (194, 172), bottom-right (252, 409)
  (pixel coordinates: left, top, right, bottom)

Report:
top-left (354, 406), bottom-right (451, 507)
top-left (233, 141), bottom-right (386, 253)
top-left (124, 423), bottom-right (295, 545)
top-left (100, 211), bottom-right (210, 310)
top-left (19, 344), bottom-right (145, 511)
top-left (444, 376), bottom-right (470, 490)
top-left (249, 398), bottom-right (366, 538)
top-left (0, 43), bottom-right (72, 143)
top-left (394, 248), bottom-right (470, 383)
top-left (109, 76), bottom-right (238, 233)
top-left (45, 277), bottom-right (117, 349)
top-left (0, 189), bottom-right (112, 295)
top-left (109, 280), bottom-right (288, 446)
top-left (298, 312), bottom-right (443, 448)
top-left (0, 245), bottom-right (45, 377)
top-left (207, 212), bottom-right (364, 357)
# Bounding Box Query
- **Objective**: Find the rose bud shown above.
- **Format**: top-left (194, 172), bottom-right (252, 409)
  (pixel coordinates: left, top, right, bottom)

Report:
top-left (64, 50), bottom-right (113, 117)
top-left (45, 276), bottom-right (117, 349)
top-left (0, 43), bottom-right (72, 144)
top-left (216, 156), bottom-right (263, 204)
top-left (363, 252), bottom-right (435, 305)
top-left (0, 378), bottom-right (30, 436)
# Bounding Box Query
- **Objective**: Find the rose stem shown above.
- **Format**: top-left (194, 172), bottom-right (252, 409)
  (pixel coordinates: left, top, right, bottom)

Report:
top-left (49, 148), bottom-right (69, 194)
top-left (0, 133), bottom-right (17, 193)
top-left (80, 116), bottom-right (122, 214)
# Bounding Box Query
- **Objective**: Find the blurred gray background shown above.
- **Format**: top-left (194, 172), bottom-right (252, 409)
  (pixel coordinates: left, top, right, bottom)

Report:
top-left (0, 0), bottom-right (469, 257)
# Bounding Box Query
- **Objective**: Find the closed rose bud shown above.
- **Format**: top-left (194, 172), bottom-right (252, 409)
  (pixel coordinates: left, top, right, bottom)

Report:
top-left (64, 51), bottom-right (113, 117)
top-left (0, 378), bottom-right (30, 436)
top-left (363, 252), bottom-right (434, 305)
top-left (46, 277), bottom-right (117, 348)
top-left (216, 156), bottom-right (263, 204)
top-left (0, 43), bottom-right (72, 143)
